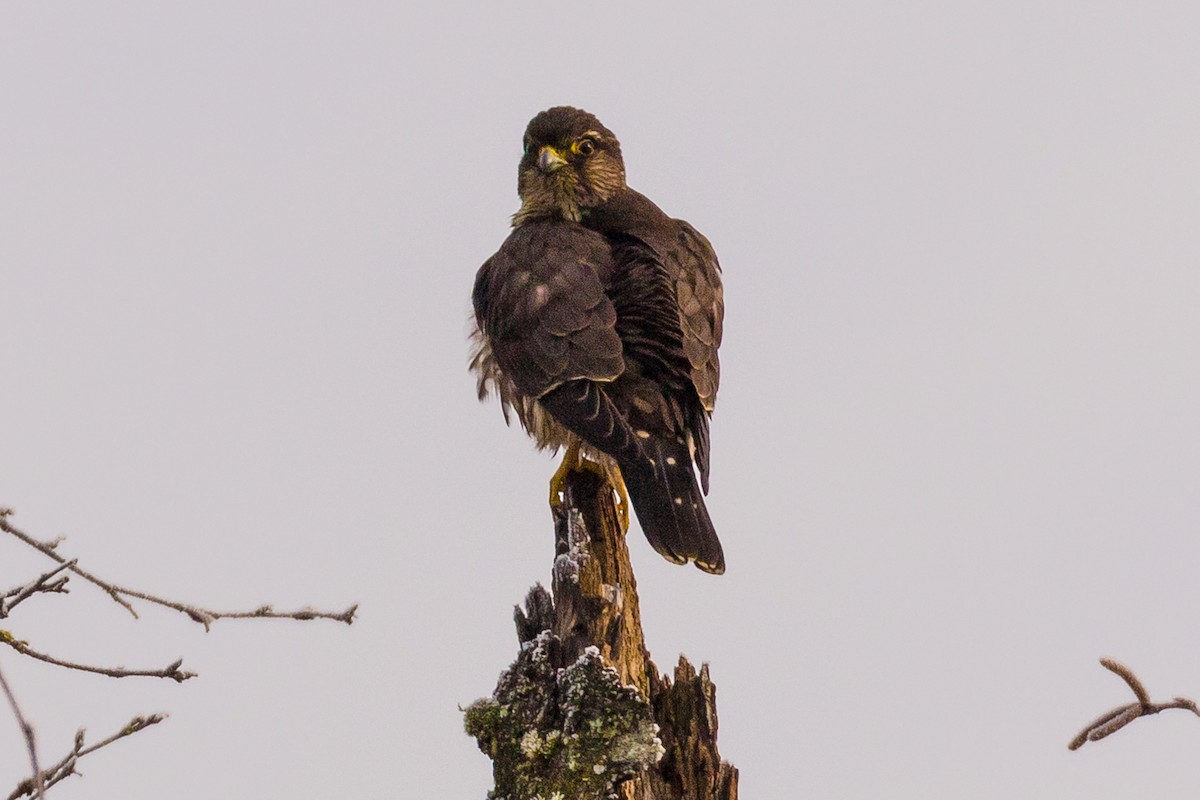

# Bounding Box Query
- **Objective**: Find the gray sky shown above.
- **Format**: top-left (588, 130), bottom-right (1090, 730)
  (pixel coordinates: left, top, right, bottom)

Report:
top-left (3, 2), bottom-right (1200, 797)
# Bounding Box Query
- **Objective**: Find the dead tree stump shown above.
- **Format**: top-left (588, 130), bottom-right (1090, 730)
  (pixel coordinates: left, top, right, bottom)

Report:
top-left (464, 469), bottom-right (738, 799)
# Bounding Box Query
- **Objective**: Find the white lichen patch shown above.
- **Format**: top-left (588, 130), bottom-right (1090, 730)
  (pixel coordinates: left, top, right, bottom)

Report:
top-left (520, 730), bottom-right (543, 757)
top-left (600, 583), bottom-right (623, 611)
top-left (529, 629), bottom-right (555, 664)
top-left (553, 508), bottom-right (591, 585)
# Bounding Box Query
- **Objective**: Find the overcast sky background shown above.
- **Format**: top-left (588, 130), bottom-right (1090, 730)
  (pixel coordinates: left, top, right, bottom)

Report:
top-left (3, 2), bottom-right (1200, 797)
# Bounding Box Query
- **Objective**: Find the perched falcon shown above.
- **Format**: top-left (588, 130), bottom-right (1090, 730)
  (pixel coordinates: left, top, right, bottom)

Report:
top-left (470, 106), bottom-right (725, 574)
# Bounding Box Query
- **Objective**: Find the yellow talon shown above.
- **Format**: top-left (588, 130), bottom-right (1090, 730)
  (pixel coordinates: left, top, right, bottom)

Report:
top-left (605, 463), bottom-right (631, 534)
top-left (548, 442), bottom-right (583, 512)
top-left (547, 443), bottom-right (631, 534)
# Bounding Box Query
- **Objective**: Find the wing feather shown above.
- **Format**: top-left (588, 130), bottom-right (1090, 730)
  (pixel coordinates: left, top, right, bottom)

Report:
top-left (473, 221), bottom-right (624, 400)
top-left (583, 192), bottom-right (724, 491)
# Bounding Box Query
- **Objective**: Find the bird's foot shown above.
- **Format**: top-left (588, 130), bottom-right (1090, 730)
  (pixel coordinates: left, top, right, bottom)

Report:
top-left (548, 442), bottom-right (583, 521)
top-left (548, 445), bottom-right (630, 533)
top-left (603, 462), bottom-right (631, 534)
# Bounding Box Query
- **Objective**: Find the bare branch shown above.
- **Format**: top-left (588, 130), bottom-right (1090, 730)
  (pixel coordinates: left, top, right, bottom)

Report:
top-left (1088, 703), bottom-right (1145, 742)
top-left (1, 561), bottom-right (76, 619)
top-left (0, 506), bottom-right (349, 796)
top-left (1068, 704), bottom-right (1138, 751)
top-left (7, 714), bottom-right (167, 800)
top-left (1100, 657), bottom-right (1150, 704)
top-left (1069, 659), bottom-right (1200, 750)
top-left (0, 508), bottom-right (356, 630)
top-left (0, 662), bottom-right (44, 800)
top-left (0, 631), bottom-right (195, 683)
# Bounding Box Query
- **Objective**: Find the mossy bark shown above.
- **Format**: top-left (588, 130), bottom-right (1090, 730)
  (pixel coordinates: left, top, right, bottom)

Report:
top-left (465, 469), bottom-right (738, 800)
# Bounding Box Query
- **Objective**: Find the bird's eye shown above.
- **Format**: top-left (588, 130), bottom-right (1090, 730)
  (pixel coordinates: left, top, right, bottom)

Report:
top-left (573, 138), bottom-right (596, 157)
top-left (523, 138), bottom-right (533, 155)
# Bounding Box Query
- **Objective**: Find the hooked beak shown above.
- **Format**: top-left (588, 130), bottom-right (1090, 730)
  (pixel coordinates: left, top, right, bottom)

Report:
top-left (537, 146), bottom-right (568, 173)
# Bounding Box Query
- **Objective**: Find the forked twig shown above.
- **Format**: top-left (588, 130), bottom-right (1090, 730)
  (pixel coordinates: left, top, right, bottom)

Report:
top-left (1069, 658), bottom-right (1200, 750)
top-left (1, 561), bottom-right (75, 619)
top-left (0, 508), bottom-right (357, 630)
top-left (0, 631), bottom-right (195, 682)
top-left (7, 714), bottom-right (167, 800)
top-left (1, 506), bottom-right (349, 796)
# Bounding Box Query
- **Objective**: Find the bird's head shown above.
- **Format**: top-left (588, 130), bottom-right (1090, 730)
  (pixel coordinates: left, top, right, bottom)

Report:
top-left (514, 106), bottom-right (626, 225)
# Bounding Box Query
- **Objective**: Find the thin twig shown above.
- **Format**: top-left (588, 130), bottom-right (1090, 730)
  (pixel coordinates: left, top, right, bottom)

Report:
top-left (1100, 657), bottom-right (1149, 704)
top-left (0, 508), bottom-right (357, 630)
top-left (0, 631), bottom-right (195, 682)
top-left (0, 662), bottom-right (44, 800)
top-left (7, 713), bottom-right (167, 800)
top-left (1, 561), bottom-right (75, 619)
top-left (1069, 658), bottom-right (1200, 750)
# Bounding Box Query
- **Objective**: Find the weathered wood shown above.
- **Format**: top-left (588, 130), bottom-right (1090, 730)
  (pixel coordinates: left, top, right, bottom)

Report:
top-left (551, 469), bottom-right (651, 700)
top-left (643, 659), bottom-right (738, 800)
top-left (465, 469), bottom-right (738, 799)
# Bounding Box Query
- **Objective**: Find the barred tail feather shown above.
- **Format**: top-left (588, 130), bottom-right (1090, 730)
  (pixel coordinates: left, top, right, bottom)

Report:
top-left (619, 438), bottom-right (725, 575)
top-left (539, 379), bottom-right (724, 574)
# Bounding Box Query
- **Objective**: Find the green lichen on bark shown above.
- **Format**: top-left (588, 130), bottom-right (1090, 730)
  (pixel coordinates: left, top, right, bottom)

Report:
top-left (465, 479), bottom-right (738, 799)
top-left (464, 627), bottom-right (663, 800)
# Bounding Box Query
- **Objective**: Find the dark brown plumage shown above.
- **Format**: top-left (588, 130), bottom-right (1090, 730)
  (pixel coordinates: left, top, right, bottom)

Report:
top-left (471, 106), bottom-right (726, 574)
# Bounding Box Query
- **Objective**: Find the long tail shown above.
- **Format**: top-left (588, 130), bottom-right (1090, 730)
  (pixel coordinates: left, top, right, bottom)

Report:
top-left (618, 437), bottom-right (725, 575)
top-left (539, 379), bottom-right (725, 574)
